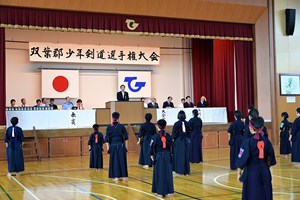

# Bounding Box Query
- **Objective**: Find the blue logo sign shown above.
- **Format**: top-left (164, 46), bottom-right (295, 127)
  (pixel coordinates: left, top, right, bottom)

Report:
top-left (124, 77), bottom-right (146, 92)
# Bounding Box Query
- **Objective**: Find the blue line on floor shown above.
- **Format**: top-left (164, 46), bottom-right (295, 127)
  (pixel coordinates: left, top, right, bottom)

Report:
top-left (68, 182), bottom-right (102, 200)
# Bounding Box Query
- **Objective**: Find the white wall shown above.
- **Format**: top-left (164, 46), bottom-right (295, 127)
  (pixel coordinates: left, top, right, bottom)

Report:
top-left (275, 0), bottom-right (300, 73)
top-left (5, 29), bottom-right (188, 109)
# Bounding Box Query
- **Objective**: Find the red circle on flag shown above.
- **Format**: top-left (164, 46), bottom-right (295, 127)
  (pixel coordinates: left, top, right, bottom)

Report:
top-left (52, 76), bottom-right (69, 92)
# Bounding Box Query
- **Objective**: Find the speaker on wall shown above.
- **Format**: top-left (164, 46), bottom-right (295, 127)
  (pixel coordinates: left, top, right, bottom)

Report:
top-left (285, 8), bottom-right (296, 36)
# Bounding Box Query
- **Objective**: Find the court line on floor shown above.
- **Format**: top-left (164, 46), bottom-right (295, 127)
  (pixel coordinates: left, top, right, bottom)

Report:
top-left (69, 182), bottom-right (102, 200)
top-left (11, 176), bottom-right (40, 200)
top-left (35, 174), bottom-right (164, 200)
top-left (128, 176), bottom-right (201, 200)
top-left (0, 184), bottom-right (13, 200)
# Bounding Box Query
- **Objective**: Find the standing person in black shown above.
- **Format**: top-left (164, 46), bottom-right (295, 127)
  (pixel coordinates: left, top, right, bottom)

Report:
top-left (162, 96), bottom-right (174, 108)
top-left (243, 108), bottom-right (268, 139)
top-left (184, 96), bottom-right (194, 108)
top-left (279, 112), bottom-right (291, 158)
top-left (189, 109), bottom-right (203, 163)
top-left (227, 110), bottom-right (245, 170)
top-left (117, 85), bottom-right (129, 101)
top-left (137, 113), bottom-right (157, 169)
top-left (244, 104), bottom-right (254, 138)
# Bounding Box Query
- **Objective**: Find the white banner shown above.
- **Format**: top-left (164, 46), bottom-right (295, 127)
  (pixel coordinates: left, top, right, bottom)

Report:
top-left (42, 70), bottom-right (79, 98)
top-left (118, 71), bottom-right (151, 98)
top-left (29, 42), bottom-right (160, 65)
top-left (156, 107), bottom-right (227, 125)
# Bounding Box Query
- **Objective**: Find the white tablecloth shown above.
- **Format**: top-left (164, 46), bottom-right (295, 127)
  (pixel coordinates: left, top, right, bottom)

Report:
top-left (156, 107), bottom-right (227, 125)
top-left (6, 110), bottom-right (96, 130)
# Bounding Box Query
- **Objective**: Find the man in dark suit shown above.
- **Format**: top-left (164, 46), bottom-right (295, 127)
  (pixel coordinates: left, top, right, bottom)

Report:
top-left (49, 98), bottom-right (58, 110)
top-left (197, 96), bottom-right (209, 107)
top-left (184, 96), bottom-right (194, 108)
top-left (148, 98), bottom-right (159, 108)
top-left (117, 84), bottom-right (129, 101)
top-left (162, 96), bottom-right (174, 108)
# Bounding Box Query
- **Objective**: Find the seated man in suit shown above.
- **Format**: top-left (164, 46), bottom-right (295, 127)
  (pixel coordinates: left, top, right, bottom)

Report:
top-left (148, 98), bottom-right (159, 108)
top-left (49, 98), bottom-right (58, 110)
top-left (162, 96), bottom-right (174, 108)
top-left (184, 96), bottom-right (194, 108)
top-left (197, 96), bottom-right (209, 107)
top-left (117, 85), bottom-right (129, 101)
top-left (62, 96), bottom-right (74, 110)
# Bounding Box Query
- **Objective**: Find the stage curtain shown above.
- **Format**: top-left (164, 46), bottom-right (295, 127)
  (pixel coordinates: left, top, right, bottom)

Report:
top-left (235, 40), bottom-right (254, 117)
top-left (0, 28), bottom-right (5, 125)
top-left (212, 40), bottom-right (235, 121)
top-left (0, 6), bottom-right (253, 40)
top-left (192, 39), bottom-right (213, 105)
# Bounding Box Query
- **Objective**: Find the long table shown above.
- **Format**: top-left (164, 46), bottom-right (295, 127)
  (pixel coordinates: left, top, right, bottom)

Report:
top-left (6, 110), bottom-right (95, 130)
top-left (156, 107), bottom-right (227, 125)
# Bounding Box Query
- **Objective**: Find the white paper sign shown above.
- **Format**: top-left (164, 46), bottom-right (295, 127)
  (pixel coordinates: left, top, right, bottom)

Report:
top-left (287, 96), bottom-right (296, 103)
top-left (29, 42), bottom-right (160, 65)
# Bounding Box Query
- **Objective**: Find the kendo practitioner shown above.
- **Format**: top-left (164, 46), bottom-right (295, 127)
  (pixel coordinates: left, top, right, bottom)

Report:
top-left (5, 117), bottom-right (25, 177)
top-left (291, 107), bottom-right (300, 167)
top-left (227, 110), bottom-right (245, 170)
top-left (236, 117), bottom-right (276, 200)
top-left (188, 109), bottom-right (203, 163)
top-left (105, 112), bottom-right (129, 181)
top-left (172, 110), bottom-right (191, 175)
top-left (88, 124), bottom-right (104, 171)
top-left (137, 113), bottom-right (157, 169)
top-left (243, 109), bottom-right (268, 139)
top-left (279, 112), bottom-right (291, 157)
top-left (151, 119), bottom-right (174, 198)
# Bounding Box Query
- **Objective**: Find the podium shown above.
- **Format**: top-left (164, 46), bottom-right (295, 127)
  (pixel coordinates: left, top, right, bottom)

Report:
top-left (105, 101), bottom-right (145, 124)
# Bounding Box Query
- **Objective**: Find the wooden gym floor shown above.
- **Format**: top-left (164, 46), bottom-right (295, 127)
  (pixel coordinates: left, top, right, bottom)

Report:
top-left (0, 146), bottom-right (299, 200)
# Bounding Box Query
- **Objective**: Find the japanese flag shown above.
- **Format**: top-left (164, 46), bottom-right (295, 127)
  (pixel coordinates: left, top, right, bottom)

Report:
top-left (42, 70), bottom-right (79, 98)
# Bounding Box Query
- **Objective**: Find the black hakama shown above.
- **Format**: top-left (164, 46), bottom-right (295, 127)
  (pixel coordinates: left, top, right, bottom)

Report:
top-left (291, 117), bottom-right (300, 162)
top-left (227, 119), bottom-right (244, 170)
top-left (236, 134), bottom-right (276, 200)
top-left (151, 131), bottom-right (174, 196)
top-left (279, 119), bottom-right (291, 155)
top-left (138, 121), bottom-right (156, 166)
top-left (88, 131), bottom-right (104, 169)
top-left (105, 122), bottom-right (129, 178)
top-left (188, 116), bottom-right (203, 163)
top-left (172, 120), bottom-right (191, 175)
top-left (5, 126), bottom-right (25, 173)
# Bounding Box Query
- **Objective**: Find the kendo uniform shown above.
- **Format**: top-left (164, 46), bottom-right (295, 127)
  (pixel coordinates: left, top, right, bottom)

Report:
top-left (138, 121), bottom-right (156, 166)
top-left (188, 115), bottom-right (203, 163)
top-left (105, 122), bottom-right (129, 178)
top-left (88, 131), bottom-right (104, 169)
top-left (151, 130), bottom-right (174, 196)
top-left (227, 118), bottom-right (245, 170)
top-left (236, 131), bottom-right (276, 200)
top-left (291, 116), bottom-right (300, 162)
top-left (279, 119), bottom-right (291, 155)
top-left (172, 120), bottom-right (191, 175)
top-left (5, 126), bottom-right (25, 173)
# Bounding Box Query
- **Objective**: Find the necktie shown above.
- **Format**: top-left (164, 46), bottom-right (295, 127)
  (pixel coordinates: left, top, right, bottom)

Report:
top-left (182, 122), bottom-right (186, 132)
top-left (12, 127), bottom-right (15, 137)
